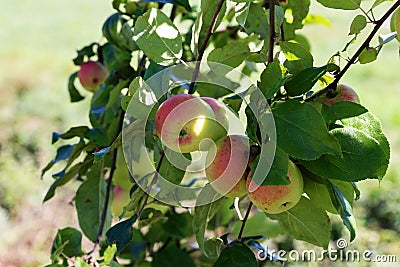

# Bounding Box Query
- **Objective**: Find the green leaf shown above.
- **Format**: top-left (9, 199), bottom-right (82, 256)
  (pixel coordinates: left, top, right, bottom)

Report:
top-left (303, 174), bottom-right (354, 214)
top-left (73, 43), bottom-right (96, 65)
top-left (138, 207), bottom-right (164, 227)
top-left (267, 197), bottom-right (331, 248)
top-left (101, 43), bottom-right (132, 71)
top-left (332, 184), bottom-right (356, 241)
top-left (75, 165), bottom-right (112, 242)
top-left (43, 162), bottom-right (85, 202)
top-left (152, 246), bottom-right (196, 267)
top-left (342, 112), bottom-right (390, 178)
top-left (140, 0), bottom-right (191, 10)
top-left (372, 0), bottom-right (394, 9)
top-left (358, 47), bottom-right (378, 64)
top-left (249, 146), bottom-right (290, 186)
top-left (93, 146), bottom-right (112, 163)
top-left (163, 213), bottom-right (193, 239)
top-left (280, 41), bottom-right (313, 74)
top-left (223, 94), bottom-right (243, 113)
top-left (379, 32), bottom-right (398, 45)
top-left (239, 3), bottom-right (270, 39)
top-left (74, 258), bottom-right (90, 267)
top-left (102, 13), bottom-right (137, 52)
top-left (258, 61), bottom-right (283, 99)
top-left (193, 188), bottom-right (226, 256)
top-left (85, 128), bottom-right (110, 147)
top-left (284, 66), bottom-right (327, 96)
top-left (104, 244), bottom-right (118, 264)
top-left (300, 127), bottom-right (387, 181)
top-left (245, 105), bottom-right (260, 144)
top-left (133, 8), bottom-right (182, 66)
top-left (316, 0), bottom-right (361, 10)
top-left (204, 238), bottom-right (223, 260)
top-left (194, 0), bottom-right (227, 49)
top-left (214, 242), bottom-right (258, 267)
top-left (283, 0), bottom-right (310, 39)
top-left (106, 215), bottom-right (137, 252)
top-left (232, 212), bottom-right (283, 237)
top-left (207, 41), bottom-right (250, 69)
top-left (42, 143), bottom-right (80, 177)
top-left (155, 146), bottom-right (190, 186)
top-left (349, 15), bottom-right (367, 35)
top-left (273, 100), bottom-right (341, 160)
top-left (51, 227), bottom-right (83, 259)
top-left (320, 101), bottom-right (368, 124)
top-left (68, 72), bottom-right (85, 103)
top-left (52, 126), bottom-right (90, 143)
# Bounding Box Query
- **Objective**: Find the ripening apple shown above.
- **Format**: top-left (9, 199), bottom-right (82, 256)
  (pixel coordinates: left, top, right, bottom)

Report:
top-left (247, 160), bottom-right (304, 214)
top-left (313, 84), bottom-right (360, 106)
top-left (391, 7), bottom-right (400, 42)
top-left (113, 148), bottom-right (133, 191)
top-left (111, 185), bottom-right (131, 217)
top-left (78, 61), bottom-right (109, 92)
top-left (155, 94), bottom-right (228, 153)
top-left (205, 135), bottom-right (250, 198)
top-left (201, 96), bottom-right (229, 135)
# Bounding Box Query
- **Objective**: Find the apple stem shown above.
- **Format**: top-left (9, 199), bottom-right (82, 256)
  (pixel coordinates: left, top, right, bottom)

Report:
top-left (188, 0), bottom-right (226, 94)
top-left (307, 0), bottom-right (400, 102)
top-left (238, 202), bottom-right (253, 240)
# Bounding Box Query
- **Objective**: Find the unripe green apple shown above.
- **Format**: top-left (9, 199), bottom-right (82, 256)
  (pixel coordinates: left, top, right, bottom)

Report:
top-left (247, 160), bottom-right (304, 214)
top-left (391, 7), bottom-right (400, 42)
top-left (205, 135), bottom-right (250, 198)
top-left (78, 61), bottom-right (109, 92)
top-left (313, 84), bottom-right (360, 106)
top-left (155, 94), bottom-right (227, 153)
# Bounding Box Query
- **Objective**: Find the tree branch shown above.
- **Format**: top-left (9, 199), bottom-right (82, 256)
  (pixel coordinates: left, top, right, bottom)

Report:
top-left (238, 202), bottom-right (253, 240)
top-left (137, 150), bottom-right (165, 217)
top-left (307, 0), bottom-right (400, 101)
top-left (268, 0), bottom-right (276, 64)
top-left (188, 0), bottom-right (226, 94)
top-left (90, 108), bottom-right (126, 255)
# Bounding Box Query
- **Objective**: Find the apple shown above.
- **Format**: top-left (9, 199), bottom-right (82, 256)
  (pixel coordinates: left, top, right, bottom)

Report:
top-left (113, 148), bottom-right (134, 191)
top-left (391, 7), bottom-right (400, 42)
top-left (205, 135), bottom-right (250, 198)
top-left (313, 84), bottom-right (360, 106)
top-left (111, 185), bottom-right (132, 217)
top-left (155, 94), bottom-right (227, 153)
top-left (78, 61), bottom-right (109, 92)
top-left (200, 96), bottom-right (229, 136)
top-left (247, 160), bottom-right (304, 214)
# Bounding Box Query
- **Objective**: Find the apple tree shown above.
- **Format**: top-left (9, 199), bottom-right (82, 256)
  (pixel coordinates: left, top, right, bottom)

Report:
top-left (42, 0), bottom-right (399, 266)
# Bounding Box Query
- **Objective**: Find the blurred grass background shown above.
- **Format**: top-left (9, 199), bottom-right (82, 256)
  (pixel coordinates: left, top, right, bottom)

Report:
top-left (0, 0), bottom-right (399, 266)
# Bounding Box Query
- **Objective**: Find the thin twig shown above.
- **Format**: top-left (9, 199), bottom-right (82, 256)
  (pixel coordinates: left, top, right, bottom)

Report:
top-left (188, 0), bottom-right (226, 94)
top-left (90, 109), bottom-right (126, 255)
top-left (238, 202), bottom-right (253, 240)
top-left (307, 0), bottom-right (400, 102)
top-left (268, 0), bottom-right (276, 64)
top-left (138, 150), bottom-right (165, 216)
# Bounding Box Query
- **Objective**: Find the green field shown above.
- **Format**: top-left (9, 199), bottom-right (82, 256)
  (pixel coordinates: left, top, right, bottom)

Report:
top-left (0, 0), bottom-right (399, 266)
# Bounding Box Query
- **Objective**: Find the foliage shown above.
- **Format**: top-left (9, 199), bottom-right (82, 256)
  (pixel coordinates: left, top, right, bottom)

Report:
top-left (42, 0), bottom-right (399, 266)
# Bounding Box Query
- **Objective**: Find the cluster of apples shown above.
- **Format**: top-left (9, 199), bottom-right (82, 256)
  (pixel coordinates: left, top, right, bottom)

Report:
top-left (154, 94), bottom-right (306, 214)
top-left (76, 59), bottom-right (361, 214)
